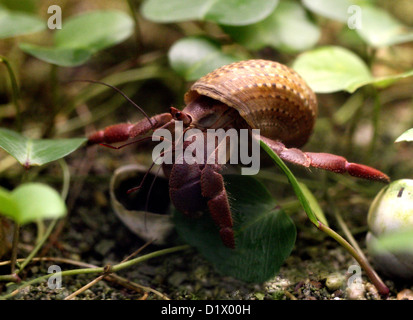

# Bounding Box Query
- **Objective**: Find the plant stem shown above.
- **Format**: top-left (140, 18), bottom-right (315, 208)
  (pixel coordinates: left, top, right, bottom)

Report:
top-left (16, 219), bottom-right (59, 275)
top-left (0, 56), bottom-right (22, 132)
top-left (9, 223), bottom-right (20, 274)
top-left (332, 205), bottom-right (367, 261)
top-left (126, 0), bottom-right (142, 54)
top-left (0, 256), bottom-right (170, 299)
top-left (58, 158), bottom-right (71, 201)
top-left (0, 245), bottom-right (190, 300)
top-left (64, 274), bottom-right (105, 300)
top-left (64, 241), bottom-right (153, 300)
top-left (261, 140), bottom-right (389, 296)
top-left (0, 274), bottom-right (20, 282)
top-left (317, 221), bottom-right (389, 296)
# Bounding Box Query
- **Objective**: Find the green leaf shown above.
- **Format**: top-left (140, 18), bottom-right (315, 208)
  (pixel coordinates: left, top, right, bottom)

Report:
top-left (0, 0), bottom-right (37, 13)
top-left (224, 1), bottom-right (320, 52)
top-left (395, 128), bottom-right (413, 143)
top-left (298, 182), bottom-right (328, 227)
top-left (0, 7), bottom-right (45, 39)
top-left (260, 139), bottom-right (319, 226)
top-left (293, 46), bottom-right (413, 93)
top-left (372, 69), bottom-right (413, 89)
top-left (0, 128), bottom-right (86, 168)
top-left (168, 37), bottom-right (239, 81)
top-left (292, 46), bottom-right (373, 93)
top-left (20, 10), bottom-right (134, 67)
top-left (302, 1), bottom-right (413, 47)
top-left (0, 183), bottom-right (66, 225)
top-left (19, 43), bottom-right (92, 67)
top-left (141, 0), bottom-right (279, 26)
top-left (173, 174), bottom-right (296, 283)
top-left (54, 10), bottom-right (134, 51)
top-left (302, 0), bottom-right (352, 22)
top-left (0, 186), bottom-right (18, 219)
top-left (355, 5), bottom-right (413, 47)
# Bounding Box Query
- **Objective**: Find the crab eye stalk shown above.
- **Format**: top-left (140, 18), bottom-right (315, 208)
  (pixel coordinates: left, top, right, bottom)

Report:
top-left (170, 107), bottom-right (192, 125)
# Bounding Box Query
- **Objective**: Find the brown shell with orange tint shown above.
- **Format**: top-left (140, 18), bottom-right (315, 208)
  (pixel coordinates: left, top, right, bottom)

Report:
top-left (184, 59), bottom-right (318, 147)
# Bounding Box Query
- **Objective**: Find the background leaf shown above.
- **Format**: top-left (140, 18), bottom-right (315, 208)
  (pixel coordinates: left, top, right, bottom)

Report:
top-left (19, 44), bottom-right (92, 67)
top-left (20, 10), bottom-right (134, 66)
top-left (0, 186), bottom-right (19, 220)
top-left (141, 0), bottom-right (279, 26)
top-left (173, 174), bottom-right (296, 283)
top-left (395, 128), bottom-right (413, 143)
top-left (302, 0), bottom-right (352, 22)
top-left (168, 37), bottom-right (239, 81)
top-left (54, 10), bottom-right (134, 51)
top-left (0, 128), bottom-right (86, 168)
top-left (0, 6), bottom-right (45, 39)
top-left (224, 1), bottom-right (320, 52)
top-left (355, 5), bottom-right (413, 47)
top-left (293, 46), bottom-right (413, 93)
top-left (292, 46), bottom-right (373, 93)
top-left (0, 183), bottom-right (66, 224)
top-left (0, 0), bottom-right (37, 13)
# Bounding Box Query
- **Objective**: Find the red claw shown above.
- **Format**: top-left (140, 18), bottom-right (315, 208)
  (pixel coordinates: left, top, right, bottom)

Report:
top-left (345, 163), bottom-right (390, 183)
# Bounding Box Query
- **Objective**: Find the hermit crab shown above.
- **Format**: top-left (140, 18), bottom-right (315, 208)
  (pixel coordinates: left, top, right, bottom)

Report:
top-left (88, 59), bottom-right (389, 248)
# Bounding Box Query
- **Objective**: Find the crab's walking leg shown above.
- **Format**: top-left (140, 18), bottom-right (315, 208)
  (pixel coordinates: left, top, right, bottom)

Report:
top-left (260, 136), bottom-right (390, 183)
top-left (201, 163), bottom-right (235, 249)
top-left (88, 113), bottom-right (173, 145)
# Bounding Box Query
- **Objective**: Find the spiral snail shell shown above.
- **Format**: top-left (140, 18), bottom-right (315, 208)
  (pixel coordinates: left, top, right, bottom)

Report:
top-left (184, 59), bottom-right (318, 147)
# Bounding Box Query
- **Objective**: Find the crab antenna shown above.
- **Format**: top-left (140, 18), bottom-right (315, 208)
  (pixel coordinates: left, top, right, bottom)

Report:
top-left (126, 137), bottom-right (173, 194)
top-left (69, 79), bottom-right (154, 129)
top-left (127, 160), bottom-right (157, 194)
top-left (145, 165), bottom-right (163, 213)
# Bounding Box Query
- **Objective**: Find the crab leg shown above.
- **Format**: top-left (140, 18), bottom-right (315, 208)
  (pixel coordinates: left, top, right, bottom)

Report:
top-left (201, 163), bottom-right (234, 249)
top-left (260, 136), bottom-right (390, 183)
top-left (88, 113), bottom-right (173, 145)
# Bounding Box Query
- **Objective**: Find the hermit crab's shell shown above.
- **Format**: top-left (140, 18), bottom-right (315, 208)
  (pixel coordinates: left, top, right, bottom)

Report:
top-left (184, 59), bottom-right (318, 147)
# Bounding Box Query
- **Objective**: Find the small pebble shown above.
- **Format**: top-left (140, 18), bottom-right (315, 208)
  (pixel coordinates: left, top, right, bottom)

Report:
top-left (397, 289), bottom-right (413, 300)
top-left (168, 271), bottom-right (187, 287)
top-left (325, 273), bottom-right (344, 292)
top-left (365, 283), bottom-right (380, 300)
top-left (346, 283), bottom-right (366, 300)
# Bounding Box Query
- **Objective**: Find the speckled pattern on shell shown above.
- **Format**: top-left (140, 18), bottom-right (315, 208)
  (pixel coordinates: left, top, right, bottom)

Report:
top-left (184, 59), bottom-right (318, 147)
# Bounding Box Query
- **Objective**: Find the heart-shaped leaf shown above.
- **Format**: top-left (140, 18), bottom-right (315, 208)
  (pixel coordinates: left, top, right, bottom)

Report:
top-left (173, 174), bottom-right (296, 283)
top-left (168, 37), bottom-right (240, 81)
top-left (224, 1), bottom-right (320, 52)
top-left (141, 0), bottom-right (279, 26)
top-left (292, 46), bottom-right (373, 93)
top-left (54, 10), bottom-right (133, 51)
top-left (0, 128), bottom-right (86, 168)
top-left (293, 46), bottom-right (413, 93)
top-left (0, 6), bottom-right (45, 39)
top-left (20, 10), bottom-right (134, 67)
top-left (0, 183), bottom-right (66, 225)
